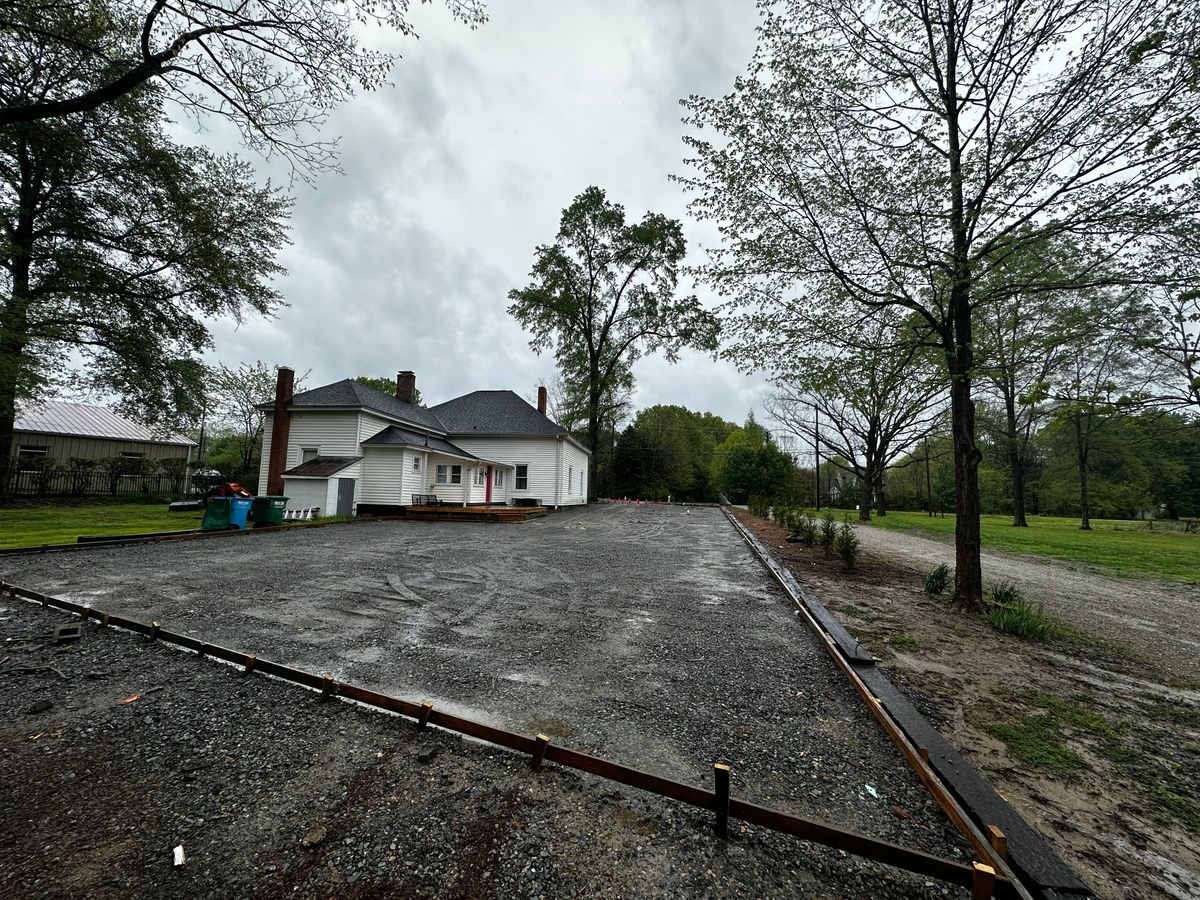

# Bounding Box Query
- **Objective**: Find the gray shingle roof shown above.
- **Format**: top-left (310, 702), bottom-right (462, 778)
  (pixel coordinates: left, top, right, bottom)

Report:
top-left (282, 456), bottom-right (361, 477)
top-left (288, 380), bottom-right (445, 433)
top-left (429, 391), bottom-right (567, 437)
top-left (15, 400), bottom-right (195, 445)
top-left (360, 426), bottom-right (477, 459)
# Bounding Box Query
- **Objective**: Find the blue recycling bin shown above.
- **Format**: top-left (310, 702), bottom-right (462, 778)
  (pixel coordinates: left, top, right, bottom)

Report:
top-left (228, 496), bottom-right (253, 530)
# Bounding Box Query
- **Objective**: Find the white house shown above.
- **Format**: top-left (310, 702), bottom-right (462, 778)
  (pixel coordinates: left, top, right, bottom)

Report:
top-left (258, 369), bottom-right (590, 516)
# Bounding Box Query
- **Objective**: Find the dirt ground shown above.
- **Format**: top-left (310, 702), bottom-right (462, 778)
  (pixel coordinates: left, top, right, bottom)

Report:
top-left (731, 510), bottom-right (1200, 900)
top-left (1, 504), bottom-right (978, 896)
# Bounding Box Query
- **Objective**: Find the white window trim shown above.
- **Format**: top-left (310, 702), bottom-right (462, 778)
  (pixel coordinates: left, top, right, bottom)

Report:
top-left (495, 469), bottom-right (505, 488)
top-left (300, 446), bottom-right (319, 463)
top-left (435, 464), bottom-right (462, 485)
top-left (412, 455), bottom-right (421, 471)
top-left (472, 468), bottom-right (486, 487)
top-left (17, 445), bottom-right (48, 457)
top-left (514, 463), bottom-right (529, 491)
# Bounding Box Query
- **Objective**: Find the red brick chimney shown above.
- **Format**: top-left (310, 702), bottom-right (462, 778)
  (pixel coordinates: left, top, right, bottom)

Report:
top-left (537, 385), bottom-right (548, 416)
top-left (397, 370), bottom-right (416, 405)
top-left (266, 366), bottom-right (294, 496)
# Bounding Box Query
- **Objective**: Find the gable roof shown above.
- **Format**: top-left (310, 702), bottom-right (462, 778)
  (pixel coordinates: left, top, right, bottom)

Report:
top-left (282, 456), bottom-right (361, 478)
top-left (286, 380), bottom-right (445, 433)
top-left (360, 425), bottom-right (477, 460)
top-left (15, 400), bottom-right (195, 446)
top-left (429, 390), bottom-right (567, 437)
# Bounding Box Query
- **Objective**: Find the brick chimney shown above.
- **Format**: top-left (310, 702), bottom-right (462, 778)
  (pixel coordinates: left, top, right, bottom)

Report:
top-left (397, 370), bottom-right (416, 405)
top-left (266, 366), bottom-right (294, 495)
top-left (537, 385), bottom-right (548, 416)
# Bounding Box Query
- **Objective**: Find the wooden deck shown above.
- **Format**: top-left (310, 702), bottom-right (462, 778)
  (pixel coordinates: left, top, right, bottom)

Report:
top-left (403, 504), bottom-right (547, 523)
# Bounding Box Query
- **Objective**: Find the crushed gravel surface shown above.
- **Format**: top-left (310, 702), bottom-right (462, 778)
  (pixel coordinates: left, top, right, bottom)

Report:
top-left (1, 504), bottom-right (975, 896)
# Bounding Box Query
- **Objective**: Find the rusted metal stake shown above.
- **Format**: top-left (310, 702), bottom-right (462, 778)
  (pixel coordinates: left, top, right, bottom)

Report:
top-left (971, 862), bottom-right (996, 900)
top-left (418, 700), bottom-right (433, 728)
top-left (987, 825), bottom-right (1008, 861)
top-left (713, 763), bottom-right (731, 838)
top-left (321, 675), bottom-right (336, 700)
top-left (531, 733), bottom-right (550, 770)
top-left (244, 654), bottom-right (257, 675)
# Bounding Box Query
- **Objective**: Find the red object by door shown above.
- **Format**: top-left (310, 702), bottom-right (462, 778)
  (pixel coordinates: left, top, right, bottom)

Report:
top-left (485, 465), bottom-right (492, 503)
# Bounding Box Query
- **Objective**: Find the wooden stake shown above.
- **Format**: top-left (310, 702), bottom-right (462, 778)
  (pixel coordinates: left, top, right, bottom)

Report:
top-left (531, 733), bottom-right (550, 770)
top-left (198, 643), bottom-right (207, 660)
top-left (418, 700), bottom-right (433, 728)
top-left (150, 621), bottom-right (161, 640)
top-left (713, 763), bottom-right (731, 838)
top-left (971, 862), bottom-right (996, 900)
top-left (987, 825), bottom-right (1007, 861)
top-left (244, 654), bottom-right (257, 675)
top-left (321, 675), bottom-right (336, 700)
top-left (918, 746), bottom-right (930, 763)
top-left (100, 612), bottom-right (110, 628)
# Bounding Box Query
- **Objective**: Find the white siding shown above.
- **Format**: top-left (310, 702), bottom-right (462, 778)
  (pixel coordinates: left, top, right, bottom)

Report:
top-left (428, 455), bottom-right (468, 505)
top-left (450, 436), bottom-right (588, 507)
top-left (359, 447), bottom-right (406, 506)
top-left (281, 477), bottom-right (328, 512)
top-left (259, 410), bottom-right (361, 494)
top-left (560, 441), bottom-right (589, 504)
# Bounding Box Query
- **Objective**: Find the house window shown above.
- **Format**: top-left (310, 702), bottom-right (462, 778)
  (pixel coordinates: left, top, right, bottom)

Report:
top-left (120, 451), bottom-right (144, 459)
top-left (412, 456), bottom-right (421, 472)
top-left (17, 445), bottom-right (47, 459)
top-left (301, 447), bottom-right (319, 463)
top-left (435, 464), bottom-right (461, 485)
top-left (515, 464), bottom-right (528, 490)
top-left (473, 468), bottom-right (485, 487)
top-left (495, 470), bottom-right (505, 488)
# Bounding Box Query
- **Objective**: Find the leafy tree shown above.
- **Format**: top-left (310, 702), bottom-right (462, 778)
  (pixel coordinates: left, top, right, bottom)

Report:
top-left (0, 19), bottom-right (289, 501)
top-left (0, 0), bottom-right (487, 171)
top-left (681, 0), bottom-right (1200, 607)
top-left (508, 186), bottom-right (720, 499)
top-left (764, 312), bottom-right (945, 521)
top-left (612, 405), bottom-right (736, 501)
top-left (711, 414), bottom-right (797, 505)
top-left (353, 375), bottom-right (421, 405)
top-left (974, 237), bottom-right (1087, 526)
top-left (1049, 294), bottom-right (1153, 529)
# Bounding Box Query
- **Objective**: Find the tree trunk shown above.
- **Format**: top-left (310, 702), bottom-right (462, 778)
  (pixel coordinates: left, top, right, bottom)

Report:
top-left (586, 382), bottom-right (601, 502)
top-left (858, 470), bottom-right (873, 522)
top-left (943, 14), bottom-right (984, 611)
top-left (875, 472), bottom-right (887, 517)
top-left (1074, 415), bottom-right (1091, 531)
top-left (1004, 389), bottom-right (1028, 527)
top-left (0, 130), bottom-right (37, 503)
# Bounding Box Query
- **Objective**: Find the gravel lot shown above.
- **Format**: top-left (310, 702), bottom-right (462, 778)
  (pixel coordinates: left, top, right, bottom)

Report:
top-left (1, 504), bottom-right (974, 894)
top-left (0, 600), bottom-right (970, 898)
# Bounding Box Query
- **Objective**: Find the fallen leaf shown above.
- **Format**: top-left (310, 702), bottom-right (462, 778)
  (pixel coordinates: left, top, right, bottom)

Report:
top-left (119, 693), bottom-right (141, 705)
top-left (890, 804), bottom-right (913, 822)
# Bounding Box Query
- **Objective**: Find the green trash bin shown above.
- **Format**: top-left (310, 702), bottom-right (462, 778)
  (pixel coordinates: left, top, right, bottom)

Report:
top-left (201, 497), bottom-right (232, 531)
top-left (251, 495), bottom-right (289, 528)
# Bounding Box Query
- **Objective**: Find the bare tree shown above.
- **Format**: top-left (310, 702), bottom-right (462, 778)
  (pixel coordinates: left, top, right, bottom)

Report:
top-left (765, 314), bottom-right (945, 521)
top-left (681, 0), bottom-right (1200, 607)
top-left (0, 0), bottom-right (486, 171)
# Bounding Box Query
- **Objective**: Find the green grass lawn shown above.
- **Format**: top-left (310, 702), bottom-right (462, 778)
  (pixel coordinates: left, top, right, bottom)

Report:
top-left (0, 500), bottom-right (203, 549)
top-left (866, 511), bottom-right (1200, 583)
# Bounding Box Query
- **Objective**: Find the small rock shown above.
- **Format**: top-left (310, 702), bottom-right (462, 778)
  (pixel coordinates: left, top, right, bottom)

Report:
top-left (302, 826), bottom-right (327, 848)
top-left (27, 699), bottom-right (53, 714)
top-left (417, 744), bottom-right (438, 763)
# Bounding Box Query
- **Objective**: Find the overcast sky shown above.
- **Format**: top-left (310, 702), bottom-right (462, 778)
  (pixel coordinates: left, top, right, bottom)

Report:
top-left (200, 0), bottom-right (770, 426)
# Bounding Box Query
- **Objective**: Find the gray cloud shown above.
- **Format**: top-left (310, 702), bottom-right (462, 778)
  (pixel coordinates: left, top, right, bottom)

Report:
top-left (206, 0), bottom-right (768, 425)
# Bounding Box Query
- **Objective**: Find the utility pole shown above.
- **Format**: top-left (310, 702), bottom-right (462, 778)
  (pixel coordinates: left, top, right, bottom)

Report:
top-left (813, 403), bottom-right (821, 511)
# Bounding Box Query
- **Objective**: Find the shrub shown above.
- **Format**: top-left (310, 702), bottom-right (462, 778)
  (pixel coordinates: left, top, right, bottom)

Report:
top-left (795, 510), bottom-right (818, 544)
top-left (819, 511), bottom-right (837, 556)
top-left (985, 582), bottom-right (1058, 641)
top-left (924, 564), bottom-right (952, 595)
top-left (834, 518), bottom-right (860, 570)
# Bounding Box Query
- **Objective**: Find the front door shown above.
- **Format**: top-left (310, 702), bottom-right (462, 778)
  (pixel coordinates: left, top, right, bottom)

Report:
top-left (485, 466), bottom-right (493, 503)
top-left (336, 478), bottom-right (355, 517)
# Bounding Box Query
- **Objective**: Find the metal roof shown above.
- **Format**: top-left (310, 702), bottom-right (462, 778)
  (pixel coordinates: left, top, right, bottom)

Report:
top-left (15, 400), bottom-right (196, 446)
